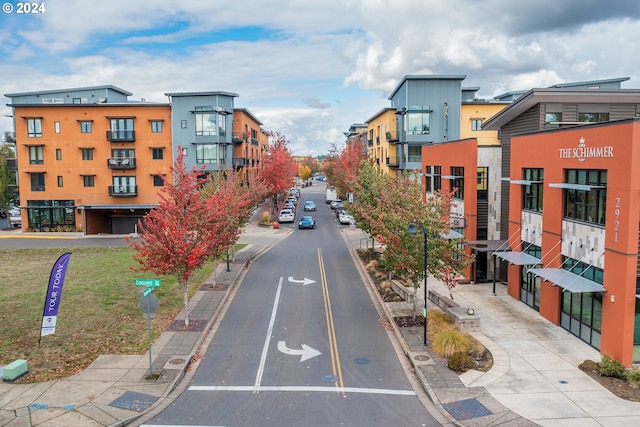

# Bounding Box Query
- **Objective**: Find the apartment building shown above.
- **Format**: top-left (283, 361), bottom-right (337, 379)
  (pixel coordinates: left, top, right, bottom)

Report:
top-left (5, 85), bottom-right (173, 234)
top-left (365, 108), bottom-right (400, 176)
top-left (232, 108), bottom-right (267, 184)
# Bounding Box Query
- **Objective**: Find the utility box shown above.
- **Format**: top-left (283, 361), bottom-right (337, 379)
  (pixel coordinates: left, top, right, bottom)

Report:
top-left (2, 359), bottom-right (28, 382)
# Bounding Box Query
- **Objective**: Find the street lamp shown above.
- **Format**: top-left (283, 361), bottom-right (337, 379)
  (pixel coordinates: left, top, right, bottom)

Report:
top-left (407, 221), bottom-right (428, 346)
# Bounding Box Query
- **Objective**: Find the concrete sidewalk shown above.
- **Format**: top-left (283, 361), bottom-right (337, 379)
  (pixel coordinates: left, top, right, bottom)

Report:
top-left (2, 221), bottom-right (640, 426)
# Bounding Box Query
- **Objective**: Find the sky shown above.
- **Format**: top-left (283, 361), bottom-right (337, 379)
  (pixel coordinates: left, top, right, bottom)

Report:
top-left (1, 0), bottom-right (640, 156)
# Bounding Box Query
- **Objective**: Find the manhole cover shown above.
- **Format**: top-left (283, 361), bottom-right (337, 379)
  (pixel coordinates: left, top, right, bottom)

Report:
top-left (169, 358), bottom-right (186, 365)
top-left (166, 319), bottom-right (207, 332)
top-left (414, 355), bottom-right (431, 361)
top-left (442, 398), bottom-right (492, 421)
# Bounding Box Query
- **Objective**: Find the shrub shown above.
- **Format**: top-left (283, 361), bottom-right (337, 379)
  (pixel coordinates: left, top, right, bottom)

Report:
top-left (448, 352), bottom-right (474, 372)
top-left (599, 355), bottom-right (627, 380)
top-left (427, 309), bottom-right (452, 333)
top-left (579, 359), bottom-right (599, 373)
top-left (430, 326), bottom-right (469, 358)
top-left (260, 211), bottom-right (271, 223)
top-left (628, 367), bottom-right (640, 387)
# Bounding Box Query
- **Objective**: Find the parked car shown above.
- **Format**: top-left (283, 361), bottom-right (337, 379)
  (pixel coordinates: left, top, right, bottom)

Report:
top-left (298, 215), bottom-right (316, 229)
top-left (286, 196), bottom-right (298, 206)
top-left (278, 209), bottom-right (295, 223)
top-left (9, 207), bottom-right (21, 228)
top-left (0, 209), bottom-right (6, 219)
top-left (284, 202), bottom-right (296, 211)
top-left (303, 201), bottom-right (316, 211)
top-left (330, 200), bottom-right (343, 210)
top-left (339, 211), bottom-right (355, 225)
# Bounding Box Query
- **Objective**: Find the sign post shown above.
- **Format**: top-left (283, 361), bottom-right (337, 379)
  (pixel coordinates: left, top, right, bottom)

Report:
top-left (136, 279), bottom-right (160, 377)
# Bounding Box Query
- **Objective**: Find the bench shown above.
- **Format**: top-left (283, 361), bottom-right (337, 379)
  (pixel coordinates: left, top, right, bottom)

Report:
top-left (391, 280), bottom-right (415, 303)
top-left (428, 290), bottom-right (480, 331)
top-left (2, 359), bottom-right (28, 382)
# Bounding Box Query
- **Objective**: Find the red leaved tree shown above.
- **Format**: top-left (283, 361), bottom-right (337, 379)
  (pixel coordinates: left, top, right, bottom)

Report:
top-left (127, 148), bottom-right (227, 326)
top-left (258, 131), bottom-right (298, 214)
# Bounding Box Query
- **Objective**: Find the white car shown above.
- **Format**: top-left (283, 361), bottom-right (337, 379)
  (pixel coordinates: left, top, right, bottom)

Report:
top-left (338, 211), bottom-right (354, 225)
top-left (278, 209), bottom-right (295, 223)
top-left (9, 207), bottom-right (22, 227)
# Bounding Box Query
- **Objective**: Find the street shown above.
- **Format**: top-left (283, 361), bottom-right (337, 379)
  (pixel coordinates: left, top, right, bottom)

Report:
top-left (143, 183), bottom-right (441, 426)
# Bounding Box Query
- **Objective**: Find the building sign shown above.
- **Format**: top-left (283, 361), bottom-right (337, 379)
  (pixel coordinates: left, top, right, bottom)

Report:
top-left (559, 137), bottom-right (614, 162)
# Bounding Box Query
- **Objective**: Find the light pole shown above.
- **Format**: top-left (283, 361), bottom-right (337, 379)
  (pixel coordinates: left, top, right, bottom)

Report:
top-left (407, 221), bottom-right (428, 346)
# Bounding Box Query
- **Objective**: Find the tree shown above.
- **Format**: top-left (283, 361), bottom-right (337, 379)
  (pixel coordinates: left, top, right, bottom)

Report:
top-left (127, 148), bottom-right (231, 326)
top-left (298, 164), bottom-right (311, 182)
top-left (0, 142), bottom-right (16, 215)
top-left (258, 131), bottom-right (298, 213)
top-left (321, 137), bottom-right (367, 198)
top-left (352, 162), bottom-right (472, 317)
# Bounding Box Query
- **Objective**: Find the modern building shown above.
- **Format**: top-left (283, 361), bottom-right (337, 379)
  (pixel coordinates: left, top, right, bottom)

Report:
top-left (6, 86), bottom-right (269, 234)
top-left (365, 107), bottom-right (400, 175)
top-left (5, 85), bottom-right (173, 234)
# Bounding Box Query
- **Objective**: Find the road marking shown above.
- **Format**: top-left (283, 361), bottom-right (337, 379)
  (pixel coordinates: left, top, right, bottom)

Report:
top-left (189, 385), bottom-right (415, 395)
top-left (287, 276), bottom-right (316, 285)
top-left (277, 341), bottom-right (322, 361)
top-left (318, 248), bottom-right (345, 394)
top-left (253, 277), bottom-right (283, 393)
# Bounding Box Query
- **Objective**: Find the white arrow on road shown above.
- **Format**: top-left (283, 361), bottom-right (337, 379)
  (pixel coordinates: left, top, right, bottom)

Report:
top-left (277, 341), bottom-right (322, 362)
top-left (287, 276), bottom-right (316, 286)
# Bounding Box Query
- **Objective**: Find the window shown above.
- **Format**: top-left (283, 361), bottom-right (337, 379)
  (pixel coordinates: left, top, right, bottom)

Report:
top-left (578, 113), bottom-right (609, 123)
top-left (26, 200), bottom-right (75, 231)
top-left (83, 175), bottom-right (95, 187)
top-left (472, 119), bottom-right (482, 131)
top-left (29, 146), bottom-right (44, 164)
top-left (407, 107), bottom-right (431, 135)
top-left (56, 148), bottom-right (62, 160)
top-left (30, 173), bottom-right (45, 191)
top-left (112, 176), bottom-right (136, 194)
top-left (152, 148), bottom-right (164, 160)
top-left (57, 176), bottom-right (63, 187)
top-left (196, 144), bottom-right (220, 163)
top-left (153, 175), bottom-right (164, 186)
top-left (545, 113), bottom-right (562, 129)
top-left (81, 148), bottom-right (94, 160)
top-left (564, 169), bottom-right (607, 225)
top-left (73, 98), bottom-right (82, 104)
top-left (407, 145), bottom-right (422, 162)
top-left (151, 120), bottom-right (163, 133)
top-left (451, 166), bottom-right (464, 200)
top-left (195, 107), bottom-right (226, 136)
top-left (523, 168), bottom-right (543, 211)
top-left (109, 118), bottom-right (134, 140)
top-left (477, 167), bottom-right (488, 201)
top-left (80, 121), bottom-right (92, 133)
top-left (27, 118), bottom-right (42, 137)
top-left (54, 121), bottom-right (60, 134)
top-left (111, 148), bottom-right (134, 161)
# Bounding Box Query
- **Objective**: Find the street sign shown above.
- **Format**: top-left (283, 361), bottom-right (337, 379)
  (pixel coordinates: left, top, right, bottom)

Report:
top-left (135, 279), bottom-right (160, 287)
top-left (142, 286), bottom-right (154, 297)
top-left (138, 294), bottom-right (159, 314)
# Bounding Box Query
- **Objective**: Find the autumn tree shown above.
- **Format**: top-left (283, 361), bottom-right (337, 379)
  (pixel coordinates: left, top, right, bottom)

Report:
top-left (127, 148), bottom-right (240, 326)
top-left (298, 164), bottom-right (312, 182)
top-left (321, 137), bottom-right (367, 198)
top-left (258, 131), bottom-right (298, 213)
top-left (352, 162), bottom-right (472, 317)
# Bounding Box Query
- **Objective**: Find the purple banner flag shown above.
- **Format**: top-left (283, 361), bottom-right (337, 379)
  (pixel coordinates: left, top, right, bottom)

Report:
top-left (40, 252), bottom-right (72, 339)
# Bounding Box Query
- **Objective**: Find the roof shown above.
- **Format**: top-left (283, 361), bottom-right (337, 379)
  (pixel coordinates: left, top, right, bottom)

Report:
top-left (483, 88), bottom-right (640, 130)
top-left (388, 74), bottom-right (467, 100)
top-left (5, 85), bottom-right (132, 98)
top-left (365, 107), bottom-right (398, 123)
top-left (164, 91), bottom-right (239, 98)
top-left (547, 76), bottom-right (630, 88)
top-left (234, 107), bottom-right (263, 125)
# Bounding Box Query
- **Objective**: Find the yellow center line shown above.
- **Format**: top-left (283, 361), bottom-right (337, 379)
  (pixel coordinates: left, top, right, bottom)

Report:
top-left (318, 248), bottom-right (345, 395)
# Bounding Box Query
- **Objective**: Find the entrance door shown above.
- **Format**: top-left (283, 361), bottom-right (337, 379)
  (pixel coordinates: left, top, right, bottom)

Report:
top-left (520, 266), bottom-right (540, 311)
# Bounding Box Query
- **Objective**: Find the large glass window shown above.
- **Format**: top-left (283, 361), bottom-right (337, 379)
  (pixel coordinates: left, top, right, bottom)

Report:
top-left (523, 168), bottom-right (543, 211)
top-left (110, 118), bottom-right (134, 140)
top-left (433, 166), bottom-right (442, 192)
top-left (407, 145), bottom-right (422, 162)
top-left (27, 118), bottom-right (42, 137)
top-left (29, 146), bottom-right (44, 164)
top-left (407, 107), bottom-right (431, 135)
top-left (194, 106), bottom-right (226, 136)
top-left (451, 166), bottom-right (464, 200)
top-left (477, 167), bottom-right (488, 201)
top-left (26, 200), bottom-right (75, 231)
top-left (195, 144), bottom-right (222, 163)
top-left (564, 169), bottom-right (607, 225)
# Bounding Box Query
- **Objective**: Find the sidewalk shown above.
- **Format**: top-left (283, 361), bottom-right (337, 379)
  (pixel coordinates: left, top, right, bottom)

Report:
top-left (1, 222), bottom-right (640, 426)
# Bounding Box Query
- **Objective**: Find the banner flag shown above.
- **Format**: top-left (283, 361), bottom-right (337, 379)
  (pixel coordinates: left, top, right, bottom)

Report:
top-left (39, 252), bottom-right (72, 340)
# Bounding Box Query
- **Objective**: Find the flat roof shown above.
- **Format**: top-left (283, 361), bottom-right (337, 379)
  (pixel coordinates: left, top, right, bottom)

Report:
top-left (5, 85), bottom-right (132, 98)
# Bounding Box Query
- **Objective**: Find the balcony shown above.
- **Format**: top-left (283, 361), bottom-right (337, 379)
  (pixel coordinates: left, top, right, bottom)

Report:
top-left (107, 157), bottom-right (136, 170)
top-left (386, 156), bottom-right (400, 167)
top-left (367, 138), bottom-right (373, 147)
top-left (108, 185), bottom-right (138, 197)
top-left (232, 132), bottom-right (247, 144)
top-left (106, 130), bottom-right (135, 142)
top-left (376, 136), bottom-right (380, 145)
top-left (386, 131), bottom-right (400, 143)
top-left (232, 157), bottom-right (249, 169)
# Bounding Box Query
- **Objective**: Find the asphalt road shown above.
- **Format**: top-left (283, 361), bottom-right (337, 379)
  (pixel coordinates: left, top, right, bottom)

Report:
top-left (145, 185), bottom-right (441, 426)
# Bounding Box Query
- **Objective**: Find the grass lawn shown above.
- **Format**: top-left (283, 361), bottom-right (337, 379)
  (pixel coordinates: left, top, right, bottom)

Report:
top-left (0, 246), bottom-right (219, 383)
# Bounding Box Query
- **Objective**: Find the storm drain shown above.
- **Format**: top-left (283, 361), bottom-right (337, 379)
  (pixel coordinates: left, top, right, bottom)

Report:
top-left (442, 398), bottom-right (492, 421)
top-left (109, 391), bottom-right (158, 412)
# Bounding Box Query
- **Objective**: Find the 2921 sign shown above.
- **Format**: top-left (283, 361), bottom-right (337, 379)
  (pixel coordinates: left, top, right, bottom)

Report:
top-left (17, 2), bottom-right (46, 13)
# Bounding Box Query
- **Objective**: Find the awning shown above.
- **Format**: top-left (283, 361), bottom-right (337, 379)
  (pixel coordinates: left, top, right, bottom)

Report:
top-left (494, 251), bottom-right (541, 266)
top-left (527, 268), bottom-right (605, 293)
top-left (78, 204), bottom-right (157, 210)
top-left (466, 240), bottom-right (509, 253)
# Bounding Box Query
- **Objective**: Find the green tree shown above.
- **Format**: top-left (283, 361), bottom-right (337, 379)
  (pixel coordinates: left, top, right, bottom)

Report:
top-left (0, 142), bottom-right (17, 215)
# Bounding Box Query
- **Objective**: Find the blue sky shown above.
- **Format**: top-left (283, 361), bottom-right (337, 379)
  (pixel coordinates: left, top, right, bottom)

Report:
top-left (2, 0), bottom-right (640, 155)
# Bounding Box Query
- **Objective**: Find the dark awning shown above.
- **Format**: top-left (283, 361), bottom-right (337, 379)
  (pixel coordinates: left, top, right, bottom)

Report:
top-left (494, 251), bottom-right (541, 266)
top-left (527, 268), bottom-right (605, 293)
top-left (465, 240), bottom-right (509, 253)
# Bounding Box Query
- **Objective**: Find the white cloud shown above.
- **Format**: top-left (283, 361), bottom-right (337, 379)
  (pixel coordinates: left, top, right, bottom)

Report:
top-left (2, 0), bottom-right (640, 155)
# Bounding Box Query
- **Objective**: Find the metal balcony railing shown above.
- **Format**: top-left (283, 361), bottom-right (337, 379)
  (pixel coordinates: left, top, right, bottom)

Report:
top-left (106, 130), bottom-right (135, 142)
top-left (108, 185), bottom-right (138, 196)
top-left (107, 157), bottom-right (136, 169)
top-left (386, 131), bottom-right (400, 142)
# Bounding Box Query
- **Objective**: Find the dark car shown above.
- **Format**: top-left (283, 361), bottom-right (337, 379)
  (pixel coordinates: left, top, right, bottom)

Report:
top-left (298, 215), bottom-right (316, 229)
